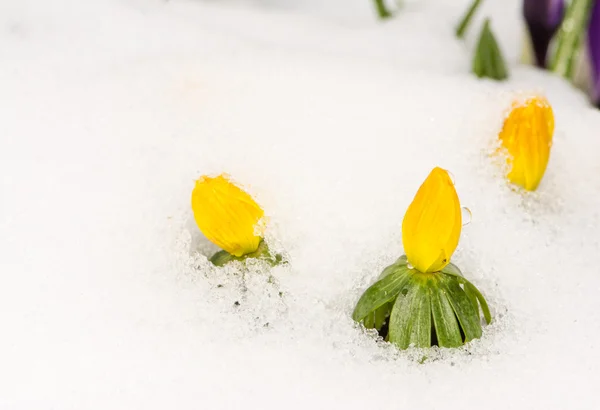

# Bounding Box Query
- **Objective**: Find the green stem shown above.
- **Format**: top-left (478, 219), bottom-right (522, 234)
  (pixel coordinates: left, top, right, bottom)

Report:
top-left (373, 0), bottom-right (391, 19)
top-left (455, 0), bottom-right (483, 38)
top-left (550, 0), bottom-right (594, 79)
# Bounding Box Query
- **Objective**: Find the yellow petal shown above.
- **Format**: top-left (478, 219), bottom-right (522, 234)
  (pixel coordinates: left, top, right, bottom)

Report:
top-left (191, 174), bottom-right (264, 257)
top-left (402, 167), bottom-right (462, 273)
top-left (499, 96), bottom-right (554, 191)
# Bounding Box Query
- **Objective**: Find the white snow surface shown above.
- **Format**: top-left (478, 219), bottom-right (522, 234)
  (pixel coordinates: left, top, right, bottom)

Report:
top-left (1, 0), bottom-right (600, 408)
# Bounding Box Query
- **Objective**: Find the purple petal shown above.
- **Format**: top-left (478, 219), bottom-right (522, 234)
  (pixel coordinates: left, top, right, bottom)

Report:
top-left (523, 0), bottom-right (565, 67)
top-left (588, 1), bottom-right (600, 105)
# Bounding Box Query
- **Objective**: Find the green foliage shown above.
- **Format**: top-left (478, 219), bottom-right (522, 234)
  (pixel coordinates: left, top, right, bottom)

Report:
top-left (353, 257), bottom-right (491, 350)
top-left (472, 19), bottom-right (508, 81)
top-left (550, 0), bottom-right (594, 79)
top-left (455, 0), bottom-right (484, 38)
top-left (373, 0), bottom-right (391, 19)
top-left (210, 240), bottom-right (284, 267)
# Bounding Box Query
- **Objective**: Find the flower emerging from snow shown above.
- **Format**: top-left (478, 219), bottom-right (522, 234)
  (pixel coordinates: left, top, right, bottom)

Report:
top-left (191, 174), bottom-right (264, 257)
top-left (402, 167), bottom-right (462, 273)
top-left (353, 168), bottom-right (490, 349)
top-left (498, 96), bottom-right (554, 191)
top-left (523, 0), bottom-right (565, 67)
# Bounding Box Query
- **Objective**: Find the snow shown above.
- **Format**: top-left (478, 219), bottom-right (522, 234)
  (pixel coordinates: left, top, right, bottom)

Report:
top-left (1, 0), bottom-right (599, 408)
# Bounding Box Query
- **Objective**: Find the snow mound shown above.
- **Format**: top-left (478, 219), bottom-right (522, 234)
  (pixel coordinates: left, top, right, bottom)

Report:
top-left (1, 0), bottom-right (599, 409)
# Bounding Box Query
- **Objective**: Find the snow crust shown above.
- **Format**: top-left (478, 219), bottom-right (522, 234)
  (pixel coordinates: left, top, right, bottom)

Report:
top-left (1, 0), bottom-right (599, 408)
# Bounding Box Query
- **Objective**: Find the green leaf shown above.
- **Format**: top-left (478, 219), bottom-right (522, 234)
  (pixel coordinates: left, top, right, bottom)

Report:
top-left (441, 275), bottom-right (482, 342)
top-left (489, 32), bottom-right (508, 80)
top-left (373, 0), bottom-right (392, 20)
top-left (387, 285), bottom-right (417, 349)
top-left (550, 0), bottom-right (594, 79)
top-left (363, 311), bottom-right (375, 329)
top-left (210, 250), bottom-right (234, 267)
top-left (378, 255), bottom-right (408, 279)
top-left (464, 281), bottom-right (492, 325)
top-left (410, 285), bottom-right (432, 348)
top-left (462, 282), bottom-right (480, 318)
top-left (442, 263), bottom-right (492, 324)
top-left (430, 283), bottom-right (463, 348)
top-left (441, 262), bottom-right (492, 325)
top-left (441, 262), bottom-right (463, 278)
top-left (455, 0), bottom-right (484, 38)
top-left (352, 265), bottom-right (411, 323)
top-left (209, 240), bottom-right (284, 267)
top-left (472, 18), bottom-right (508, 81)
top-left (388, 278), bottom-right (431, 349)
top-left (374, 301), bottom-right (393, 330)
top-left (362, 301), bottom-right (393, 330)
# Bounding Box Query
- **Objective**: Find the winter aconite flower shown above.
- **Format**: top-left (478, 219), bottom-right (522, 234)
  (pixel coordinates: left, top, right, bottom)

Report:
top-left (192, 174), bottom-right (264, 257)
top-left (402, 167), bottom-right (461, 273)
top-left (498, 96), bottom-right (554, 191)
top-left (191, 174), bottom-right (283, 267)
top-left (353, 167), bottom-right (490, 351)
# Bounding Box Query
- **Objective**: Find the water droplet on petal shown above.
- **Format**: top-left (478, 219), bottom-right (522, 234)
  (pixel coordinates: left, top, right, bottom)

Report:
top-left (407, 262), bottom-right (414, 270)
top-left (461, 207), bottom-right (472, 225)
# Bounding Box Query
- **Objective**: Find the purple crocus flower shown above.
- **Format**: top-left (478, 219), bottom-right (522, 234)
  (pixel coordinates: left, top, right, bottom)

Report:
top-left (523, 0), bottom-right (565, 67)
top-left (589, 1), bottom-right (600, 106)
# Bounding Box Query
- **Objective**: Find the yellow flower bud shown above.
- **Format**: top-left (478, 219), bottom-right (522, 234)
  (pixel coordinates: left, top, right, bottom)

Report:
top-left (402, 167), bottom-right (462, 273)
top-left (498, 96), bottom-right (554, 191)
top-left (191, 174), bottom-right (264, 257)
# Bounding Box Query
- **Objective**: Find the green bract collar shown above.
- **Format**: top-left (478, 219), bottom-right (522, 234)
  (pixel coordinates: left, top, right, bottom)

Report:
top-left (353, 255), bottom-right (491, 349)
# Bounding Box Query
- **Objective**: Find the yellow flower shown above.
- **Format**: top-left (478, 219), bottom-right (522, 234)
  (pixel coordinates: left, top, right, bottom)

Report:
top-left (402, 167), bottom-right (462, 273)
top-left (191, 174), bottom-right (264, 257)
top-left (498, 96), bottom-right (554, 191)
